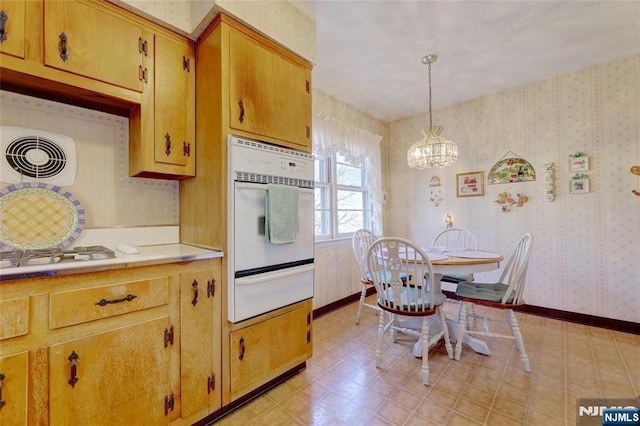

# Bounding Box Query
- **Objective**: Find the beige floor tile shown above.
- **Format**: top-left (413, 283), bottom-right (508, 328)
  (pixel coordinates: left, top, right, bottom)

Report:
top-left (413, 398), bottom-right (452, 423)
top-left (453, 397), bottom-right (490, 423)
top-left (526, 408), bottom-right (565, 425)
top-left (210, 295), bottom-right (639, 426)
top-left (446, 412), bottom-right (484, 425)
top-left (375, 398), bottom-right (414, 425)
top-left (461, 384), bottom-right (495, 407)
top-left (485, 409), bottom-right (526, 425)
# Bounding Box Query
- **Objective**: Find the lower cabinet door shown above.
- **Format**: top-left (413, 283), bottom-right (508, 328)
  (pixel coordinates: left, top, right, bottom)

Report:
top-left (49, 317), bottom-right (172, 425)
top-left (180, 267), bottom-right (221, 418)
top-left (0, 351), bottom-right (28, 425)
top-left (229, 304), bottom-right (311, 398)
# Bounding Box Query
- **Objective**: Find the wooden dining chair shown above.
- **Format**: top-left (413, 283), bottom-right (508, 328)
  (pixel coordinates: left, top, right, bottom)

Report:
top-left (366, 237), bottom-right (453, 385)
top-left (454, 232), bottom-right (534, 372)
top-left (351, 228), bottom-right (380, 324)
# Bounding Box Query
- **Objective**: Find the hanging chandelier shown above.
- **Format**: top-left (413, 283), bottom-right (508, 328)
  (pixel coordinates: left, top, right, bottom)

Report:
top-left (407, 54), bottom-right (459, 169)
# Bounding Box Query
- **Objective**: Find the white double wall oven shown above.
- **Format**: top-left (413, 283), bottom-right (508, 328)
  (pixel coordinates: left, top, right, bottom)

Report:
top-left (227, 135), bottom-right (315, 323)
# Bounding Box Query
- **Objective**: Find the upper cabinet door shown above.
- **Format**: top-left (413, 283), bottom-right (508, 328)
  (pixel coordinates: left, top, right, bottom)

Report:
top-left (153, 32), bottom-right (195, 169)
top-left (0, 0), bottom-right (26, 59)
top-left (43, 0), bottom-right (144, 92)
top-left (228, 28), bottom-right (311, 150)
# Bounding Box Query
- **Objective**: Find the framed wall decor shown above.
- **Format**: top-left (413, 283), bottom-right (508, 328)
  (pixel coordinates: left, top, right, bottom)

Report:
top-left (456, 171), bottom-right (484, 197)
top-left (570, 176), bottom-right (590, 194)
top-left (569, 153), bottom-right (589, 172)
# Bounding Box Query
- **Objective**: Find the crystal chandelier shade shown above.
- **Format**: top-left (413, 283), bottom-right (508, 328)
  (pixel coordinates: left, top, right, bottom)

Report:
top-left (407, 54), bottom-right (459, 169)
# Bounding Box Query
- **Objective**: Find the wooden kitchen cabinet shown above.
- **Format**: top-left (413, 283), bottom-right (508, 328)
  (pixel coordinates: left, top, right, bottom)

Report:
top-left (43, 0), bottom-right (145, 92)
top-left (0, 257), bottom-right (222, 425)
top-left (0, 0), bottom-right (27, 59)
top-left (129, 31), bottom-right (196, 179)
top-left (49, 316), bottom-right (172, 425)
top-left (228, 300), bottom-right (312, 400)
top-left (0, 0), bottom-right (195, 179)
top-left (0, 351), bottom-right (28, 425)
top-left (228, 26), bottom-right (312, 150)
top-left (179, 265), bottom-right (221, 421)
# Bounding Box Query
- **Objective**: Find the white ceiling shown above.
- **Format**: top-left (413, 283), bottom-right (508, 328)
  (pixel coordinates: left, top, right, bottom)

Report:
top-left (291, 0), bottom-right (640, 123)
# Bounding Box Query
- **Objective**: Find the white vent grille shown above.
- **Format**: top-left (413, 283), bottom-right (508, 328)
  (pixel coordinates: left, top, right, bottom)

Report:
top-left (234, 171), bottom-right (314, 188)
top-left (0, 126), bottom-right (77, 186)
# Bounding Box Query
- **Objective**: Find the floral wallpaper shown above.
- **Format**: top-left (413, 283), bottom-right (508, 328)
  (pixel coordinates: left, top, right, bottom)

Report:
top-left (384, 53), bottom-right (640, 323)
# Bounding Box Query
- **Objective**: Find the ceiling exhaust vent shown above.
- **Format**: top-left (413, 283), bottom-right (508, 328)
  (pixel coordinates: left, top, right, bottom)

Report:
top-left (0, 126), bottom-right (77, 186)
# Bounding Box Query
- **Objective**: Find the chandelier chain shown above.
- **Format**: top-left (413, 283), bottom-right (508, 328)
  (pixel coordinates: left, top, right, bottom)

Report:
top-left (428, 60), bottom-right (433, 130)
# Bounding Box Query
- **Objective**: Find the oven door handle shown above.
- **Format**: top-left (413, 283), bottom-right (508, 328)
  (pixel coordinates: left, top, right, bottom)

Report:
top-left (235, 264), bottom-right (314, 286)
top-left (235, 181), bottom-right (313, 194)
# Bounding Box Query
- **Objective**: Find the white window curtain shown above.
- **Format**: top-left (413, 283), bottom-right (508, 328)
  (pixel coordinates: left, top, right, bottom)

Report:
top-left (312, 112), bottom-right (384, 235)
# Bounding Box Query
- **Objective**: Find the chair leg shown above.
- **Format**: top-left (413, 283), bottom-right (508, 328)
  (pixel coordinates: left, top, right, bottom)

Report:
top-left (355, 283), bottom-right (368, 324)
top-left (506, 309), bottom-right (530, 372)
top-left (375, 308), bottom-right (386, 368)
top-left (437, 306), bottom-right (454, 359)
top-left (420, 316), bottom-right (431, 385)
top-left (455, 301), bottom-right (469, 361)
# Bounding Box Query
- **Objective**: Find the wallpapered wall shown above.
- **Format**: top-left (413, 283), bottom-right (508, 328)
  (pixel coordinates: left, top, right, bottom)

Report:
top-left (115, 0), bottom-right (316, 63)
top-left (385, 53), bottom-right (640, 323)
top-left (0, 91), bottom-right (180, 228)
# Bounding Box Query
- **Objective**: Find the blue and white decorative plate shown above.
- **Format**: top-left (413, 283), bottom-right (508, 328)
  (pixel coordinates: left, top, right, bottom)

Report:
top-left (0, 183), bottom-right (85, 250)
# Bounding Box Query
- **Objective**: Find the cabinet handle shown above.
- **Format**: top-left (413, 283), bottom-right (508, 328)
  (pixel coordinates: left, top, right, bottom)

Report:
top-left (207, 374), bottom-right (216, 393)
top-left (95, 294), bottom-right (137, 306)
top-left (191, 279), bottom-right (199, 306)
top-left (238, 337), bottom-right (245, 360)
top-left (238, 100), bottom-right (245, 123)
top-left (138, 37), bottom-right (148, 56)
top-left (138, 65), bottom-right (148, 82)
top-left (165, 133), bottom-right (172, 156)
top-left (0, 372), bottom-right (5, 409)
top-left (164, 393), bottom-right (175, 416)
top-left (207, 278), bottom-right (215, 298)
top-left (68, 351), bottom-right (79, 388)
top-left (0, 10), bottom-right (7, 43)
top-left (59, 32), bottom-right (68, 62)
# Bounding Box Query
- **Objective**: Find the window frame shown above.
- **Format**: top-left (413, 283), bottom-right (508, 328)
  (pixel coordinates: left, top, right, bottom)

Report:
top-left (314, 153), bottom-right (370, 241)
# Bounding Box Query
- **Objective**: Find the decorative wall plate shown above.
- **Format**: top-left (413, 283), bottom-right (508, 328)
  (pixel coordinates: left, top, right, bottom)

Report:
top-left (488, 152), bottom-right (536, 184)
top-left (0, 183), bottom-right (85, 249)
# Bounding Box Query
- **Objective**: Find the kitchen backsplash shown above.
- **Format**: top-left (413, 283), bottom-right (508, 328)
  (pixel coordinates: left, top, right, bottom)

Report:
top-left (0, 90), bottom-right (180, 230)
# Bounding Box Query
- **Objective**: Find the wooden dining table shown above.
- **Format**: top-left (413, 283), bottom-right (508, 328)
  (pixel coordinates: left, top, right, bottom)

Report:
top-left (397, 249), bottom-right (504, 357)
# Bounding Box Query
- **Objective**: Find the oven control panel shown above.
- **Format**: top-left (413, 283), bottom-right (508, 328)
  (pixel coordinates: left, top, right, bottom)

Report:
top-left (229, 135), bottom-right (313, 181)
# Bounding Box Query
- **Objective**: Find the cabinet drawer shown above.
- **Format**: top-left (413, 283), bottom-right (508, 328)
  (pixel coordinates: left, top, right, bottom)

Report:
top-left (0, 297), bottom-right (29, 341)
top-left (50, 277), bottom-right (169, 329)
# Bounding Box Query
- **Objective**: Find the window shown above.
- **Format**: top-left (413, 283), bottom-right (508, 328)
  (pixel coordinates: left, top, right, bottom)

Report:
top-left (312, 112), bottom-right (383, 240)
top-left (314, 152), bottom-right (369, 240)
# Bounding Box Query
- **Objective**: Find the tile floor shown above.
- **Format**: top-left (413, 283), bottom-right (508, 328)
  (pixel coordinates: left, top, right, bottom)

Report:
top-left (216, 296), bottom-right (640, 425)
